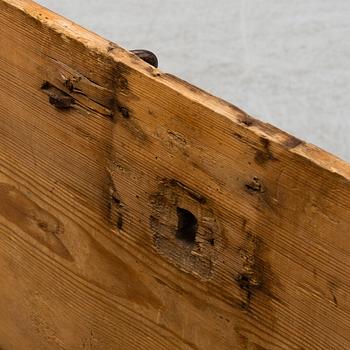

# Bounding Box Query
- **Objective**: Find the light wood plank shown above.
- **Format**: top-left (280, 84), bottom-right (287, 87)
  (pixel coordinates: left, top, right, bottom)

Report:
top-left (0, 0), bottom-right (350, 349)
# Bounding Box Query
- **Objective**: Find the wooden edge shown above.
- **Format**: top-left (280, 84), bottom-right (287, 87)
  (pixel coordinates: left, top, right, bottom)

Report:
top-left (4, 0), bottom-right (350, 181)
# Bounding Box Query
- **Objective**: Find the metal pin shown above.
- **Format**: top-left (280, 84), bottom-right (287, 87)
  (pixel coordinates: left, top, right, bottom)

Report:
top-left (131, 49), bottom-right (158, 68)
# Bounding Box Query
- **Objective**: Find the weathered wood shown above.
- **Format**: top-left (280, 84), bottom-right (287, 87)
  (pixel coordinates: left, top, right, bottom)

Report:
top-left (0, 0), bottom-right (350, 349)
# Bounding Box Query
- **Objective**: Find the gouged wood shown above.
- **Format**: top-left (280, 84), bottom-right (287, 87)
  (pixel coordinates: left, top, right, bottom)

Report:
top-left (0, 0), bottom-right (350, 349)
top-left (42, 55), bottom-right (115, 116)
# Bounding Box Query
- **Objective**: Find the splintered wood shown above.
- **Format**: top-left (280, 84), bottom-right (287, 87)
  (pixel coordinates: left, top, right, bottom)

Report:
top-left (1, 0), bottom-right (350, 349)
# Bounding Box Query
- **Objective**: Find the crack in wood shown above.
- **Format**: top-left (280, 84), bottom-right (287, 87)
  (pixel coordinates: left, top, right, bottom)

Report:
top-left (41, 55), bottom-right (115, 117)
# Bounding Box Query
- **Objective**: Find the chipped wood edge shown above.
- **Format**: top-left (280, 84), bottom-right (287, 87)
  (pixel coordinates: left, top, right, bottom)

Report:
top-left (3, 0), bottom-right (350, 181)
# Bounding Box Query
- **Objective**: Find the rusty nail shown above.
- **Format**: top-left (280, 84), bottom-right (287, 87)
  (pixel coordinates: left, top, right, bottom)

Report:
top-left (131, 49), bottom-right (159, 68)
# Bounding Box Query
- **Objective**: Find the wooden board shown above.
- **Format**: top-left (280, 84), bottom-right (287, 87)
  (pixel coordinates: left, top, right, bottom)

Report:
top-left (1, 0), bottom-right (350, 349)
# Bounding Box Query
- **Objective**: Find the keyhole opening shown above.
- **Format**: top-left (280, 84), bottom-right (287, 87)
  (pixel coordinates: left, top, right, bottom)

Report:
top-left (176, 207), bottom-right (197, 246)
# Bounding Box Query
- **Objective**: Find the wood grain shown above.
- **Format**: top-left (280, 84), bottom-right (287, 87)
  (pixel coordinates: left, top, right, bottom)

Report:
top-left (0, 0), bottom-right (350, 349)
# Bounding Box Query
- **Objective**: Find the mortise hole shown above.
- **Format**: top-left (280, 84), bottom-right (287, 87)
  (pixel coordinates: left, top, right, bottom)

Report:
top-left (208, 238), bottom-right (215, 246)
top-left (175, 207), bottom-right (197, 245)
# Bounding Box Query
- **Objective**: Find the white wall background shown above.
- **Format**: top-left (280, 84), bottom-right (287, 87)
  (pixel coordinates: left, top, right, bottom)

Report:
top-left (36, 0), bottom-right (350, 161)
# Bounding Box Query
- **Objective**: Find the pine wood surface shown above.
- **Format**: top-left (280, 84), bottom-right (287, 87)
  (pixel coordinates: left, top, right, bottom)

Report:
top-left (1, 1), bottom-right (350, 349)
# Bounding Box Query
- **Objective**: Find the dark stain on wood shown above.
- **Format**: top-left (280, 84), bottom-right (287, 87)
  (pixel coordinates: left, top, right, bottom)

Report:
top-left (108, 175), bottom-right (125, 232)
top-left (113, 62), bottom-right (130, 92)
top-left (255, 137), bottom-right (276, 165)
top-left (118, 106), bottom-right (130, 119)
top-left (244, 177), bottom-right (278, 213)
top-left (41, 81), bottom-right (74, 109)
top-left (236, 220), bottom-right (283, 334)
top-left (236, 230), bottom-right (262, 310)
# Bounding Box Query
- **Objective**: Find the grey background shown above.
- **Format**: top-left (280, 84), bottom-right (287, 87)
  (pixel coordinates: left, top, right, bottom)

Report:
top-left (36, 0), bottom-right (350, 161)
